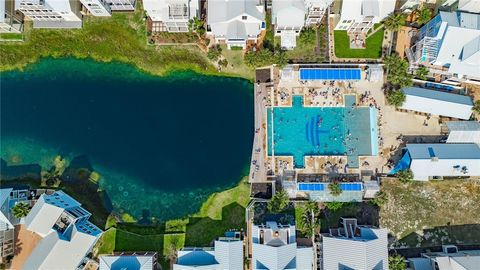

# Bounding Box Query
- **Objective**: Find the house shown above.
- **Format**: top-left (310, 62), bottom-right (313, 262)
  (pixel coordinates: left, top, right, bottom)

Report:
top-left (407, 11), bottom-right (480, 85)
top-left (322, 218), bottom-right (388, 270)
top-left (23, 190), bottom-right (102, 270)
top-left (207, 0), bottom-right (265, 49)
top-left (99, 252), bottom-right (158, 270)
top-left (272, 0), bottom-right (332, 49)
top-left (143, 0), bottom-right (198, 33)
top-left (79, 0), bottom-right (135, 16)
top-left (445, 121), bottom-right (480, 144)
top-left (407, 245), bottom-right (480, 270)
top-left (396, 143), bottom-right (480, 181)
top-left (173, 231), bottom-right (243, 269)
top-left (251, 221), bottom-right (313, 270)
top-left (400, 87), bottom-right (473, 120)
top-left (0, 186), bottom-right (30, 260)
top-left (17, 0), bottom-right (82, 29)
top-left (335, 0), bottom-right (395, 33)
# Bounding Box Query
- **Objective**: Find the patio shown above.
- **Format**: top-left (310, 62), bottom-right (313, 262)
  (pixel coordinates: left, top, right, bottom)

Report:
top-left (10, 225), bottom-right (42, 270)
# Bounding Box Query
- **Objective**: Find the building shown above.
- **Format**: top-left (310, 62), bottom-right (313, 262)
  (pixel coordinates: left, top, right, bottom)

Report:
top-left (396, 143), bottom-right (480, 181)
top-left (99, 252), bottom-right (158, 270)
top-left (407, 11), bottom-right (480, 85)
top-left (335, 0), bottom-right (395, 33)
top-left (445, 121), bottom-right (480, 144)
top-left (173, 231), bottom-right (243, 270)
top-left (407, 245), bottom-right (480, 270)
top-left (400, 87), bottom-right (473, 120)
top-left (143, 0), bottom-right (199, 33)
top-left (17, 0), bottom-right (83, 29)
top-left (0, 186), bottom-right (30, 260)
top-left (79, 0), bottom-right (112, 16)
top-left (322, 218), bottom-right (388, 270)
top-left (458, 0), bottom-right (480, 14)
top-left (251, 221), bottom-right (313, 270)
top-left (206, 0), bottom-right (265, 49)
top-left (272, 0), bottom-right (332, 49)
top-left (23, 190), bottom-right (102, 270)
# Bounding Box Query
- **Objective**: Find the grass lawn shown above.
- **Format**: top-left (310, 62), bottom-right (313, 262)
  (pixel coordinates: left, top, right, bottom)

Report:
top-left (0, 33), bottom-right (23, 40)
top-left (320, 202), bottom-right (379, 232)
top-left (276, 27), bottom-right (325, 63)
top-left (333, 28), bottom-right (384, 59)
top-left (219, 45), bottom-right (254, 81)
top-left (0, 3), bottom-right (215, 77)
top-left (380, 179), bottom-right (480, 248)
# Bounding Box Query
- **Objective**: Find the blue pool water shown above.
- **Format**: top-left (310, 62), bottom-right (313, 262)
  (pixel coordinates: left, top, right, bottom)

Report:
top-left (298, 182), bottom-right (362, 191)
top-left (300, 68), bottom-right (361, 81)
top-left (267, 95), bottom-right (377, 168)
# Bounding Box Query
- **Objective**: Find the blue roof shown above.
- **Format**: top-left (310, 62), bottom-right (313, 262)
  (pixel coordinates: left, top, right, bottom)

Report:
top-left (402, 87), bottom-right (473, 106)
top-left (43, 190), bottom-right (82, 209)
top-left (406, 143), bottom-right (480, 160)
top-left (177, 250), bottom-right (218, 266)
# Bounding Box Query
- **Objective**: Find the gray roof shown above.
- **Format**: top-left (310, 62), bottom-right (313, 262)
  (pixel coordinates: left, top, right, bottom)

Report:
top-left (439, 11), bottom-right (480, 29)
top-left (406, 143), bottom-right (480, 160)
top-left (99, 254), bottom-right (156, 270)
top-left (446, 121), bottom-right (480, 131)
top-left (461, 36), bottom-right (480, 61)
top-left (402, 87), bottom-right (473, 106)
top-left (207, 0), bottom-right (263, 24)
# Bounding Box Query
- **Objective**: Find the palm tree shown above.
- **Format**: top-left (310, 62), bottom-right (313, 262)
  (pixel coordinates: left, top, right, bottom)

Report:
top-left (415, 66), bottom-right (429, 80)
top-left (386, 90), bottom-right (406, 107)
top-left (301, 201), bottom-right (320, 269)
top-left (416, 7), bottom-right (432, 25)
top-left (12, 202), bottom-right (30, 219)
top-left (389, 255), bottom-right (407, 270)
top-left (328, 183), bottom-right (342, 196)
top-left (383, 13), bottom-right (406, 32)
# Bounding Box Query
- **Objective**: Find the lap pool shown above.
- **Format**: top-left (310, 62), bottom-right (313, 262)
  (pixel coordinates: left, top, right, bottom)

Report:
top-left (267, 95), bottom-right (378, 168)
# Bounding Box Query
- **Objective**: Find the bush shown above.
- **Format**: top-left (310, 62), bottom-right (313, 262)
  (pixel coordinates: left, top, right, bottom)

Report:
top-left (473, 100), bottom-right (480, 114)
top-left (267, 190), bottom-right (289, 213)
top-left (370, 191), bottom-right (388, 207)
top-left (328, 183), bottom-right (342, 196)
top-left (415, 66), bottom-right (429, 80)
top-left (389, 255), bottom-right (406, 270)
top-left (230, 46), bottom-right (243, 50)
top-left (207, 45), bottom-right (222, 61)
top-left (298, 27), bottom-right (316, 45)
top-left (218, 59), bottom-right (228, 68)
top-left (324, 201), bottom-right (344, 212)
top-left (397, 169), bottom-right (413, 183)
top-left (244, 50), bottom-right (288, 68)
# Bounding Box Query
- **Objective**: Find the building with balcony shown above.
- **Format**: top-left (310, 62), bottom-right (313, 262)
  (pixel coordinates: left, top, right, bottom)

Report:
top-left (144, 0), bottom-right (199, 33)
top-left (173, 231), bottom-right (243, 270)
top-left (335, 0), bottom-right (395, 34)
top-left (272, 0), bottom-right (332, 49)
top-left (17, 0), bottom-right (83, 29)
top-left (207, 0), bottom-right (265, 49)
top-left (251, 221), bottom-right (314, 270)
top-left (407, 11), bottom-right (480, 85)
top-left (321, 218), bottom-right (388, 270)
top-left (407, 245), bottom-right (480, 270)
top-left (23, 190), bottom-right (102, 270)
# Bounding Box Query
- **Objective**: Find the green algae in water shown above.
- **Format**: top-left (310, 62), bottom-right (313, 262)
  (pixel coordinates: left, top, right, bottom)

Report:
top-left (0, 58), bottom-right (254, 220)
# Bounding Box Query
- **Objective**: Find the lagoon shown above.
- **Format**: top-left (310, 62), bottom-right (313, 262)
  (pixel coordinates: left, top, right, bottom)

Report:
top-left (0, 58), bottom-right (254, 220)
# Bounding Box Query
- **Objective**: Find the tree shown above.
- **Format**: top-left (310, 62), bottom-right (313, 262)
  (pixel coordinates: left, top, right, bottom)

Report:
top-left (389, 255), bottom-right (407, 270)
top-left (244, 50), bottom-right (288, 68)
top-left (370, 191), bottom-right (388, 207)
top-left (416, 7), bottom-right (432, 25)
top-left (328, 183), bottom-right (342, 196)
top-left (300, 201), bottom-right (320, 237)
top-left (415, 66), bottom-right (429, 80)
top-left (324, 201), bottom-right (344, 212)
top-left (298, 27), bottom-right (316, 45)
top-left (384, 53), bottom-right (413, 91)
top-left (267, 190), bottom-right (290, 213)
top-left (207, 45), bottom-right (222, 61)
top-left (397, 169), bottom-right (414, 183)
top-left (12, 202), bottom-right (30, 219)
top-left (383, 13), bottom-right (406, 32)
top-left (386, 90), bottom-right (406, 107)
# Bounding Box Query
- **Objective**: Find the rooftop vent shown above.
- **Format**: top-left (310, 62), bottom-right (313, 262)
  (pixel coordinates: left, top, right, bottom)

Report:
top-left (443, 245), bottom-right (458, 254)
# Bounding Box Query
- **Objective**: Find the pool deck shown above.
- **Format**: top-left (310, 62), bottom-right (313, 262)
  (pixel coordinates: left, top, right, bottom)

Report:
top-left (250, 65), bottom-right (444, 184)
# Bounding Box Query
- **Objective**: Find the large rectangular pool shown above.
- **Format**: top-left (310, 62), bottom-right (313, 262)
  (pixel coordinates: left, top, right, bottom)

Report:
top-left (267, 95), bottom-right (377, 168)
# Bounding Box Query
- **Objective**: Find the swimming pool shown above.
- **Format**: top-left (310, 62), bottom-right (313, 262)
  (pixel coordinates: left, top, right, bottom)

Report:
top-left (267, 95), bottom-right (377, 168)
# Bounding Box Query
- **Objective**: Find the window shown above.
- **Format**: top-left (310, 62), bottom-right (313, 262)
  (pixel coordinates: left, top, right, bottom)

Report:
top-left (242, 15), bottom-right (247, 20)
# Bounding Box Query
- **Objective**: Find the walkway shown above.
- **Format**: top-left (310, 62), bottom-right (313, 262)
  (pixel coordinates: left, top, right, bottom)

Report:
top-left (249, 80), bottom-right (269, 183)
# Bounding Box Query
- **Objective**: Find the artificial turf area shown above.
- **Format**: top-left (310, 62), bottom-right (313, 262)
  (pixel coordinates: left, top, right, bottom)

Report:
top-left (333, 28), bottom-right (384, 59)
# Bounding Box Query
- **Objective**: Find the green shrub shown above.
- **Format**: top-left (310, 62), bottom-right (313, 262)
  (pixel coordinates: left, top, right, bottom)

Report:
top-left (267, 190), bottom-right (289, 213)
top-left (397, 169), bottom-right (413, 183)
top-left (324, 201), bottom-right (344, 212)
top-left (328, 183), bottom-right (342, 196)
top-left (386, 90), bottom-right (406, 107)
top-left (389, 255), bottom-right (407, 270)
top-left (230, 46), bottom-right (243, 50)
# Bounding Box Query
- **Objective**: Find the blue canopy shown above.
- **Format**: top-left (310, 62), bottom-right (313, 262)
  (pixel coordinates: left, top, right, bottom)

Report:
top-left (389, 150), bottom-right (412, 175)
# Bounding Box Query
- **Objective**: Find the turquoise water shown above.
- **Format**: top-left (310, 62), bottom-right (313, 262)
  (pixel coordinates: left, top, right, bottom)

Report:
top-left (0, 58), bottom-right (254, 220)
top-left (267, 95), bottom-right (375, 168)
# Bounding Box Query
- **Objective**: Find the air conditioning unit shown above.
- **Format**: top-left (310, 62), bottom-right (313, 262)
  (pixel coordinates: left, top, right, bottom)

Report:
top-left (442, 245), bottom-right (458, 254)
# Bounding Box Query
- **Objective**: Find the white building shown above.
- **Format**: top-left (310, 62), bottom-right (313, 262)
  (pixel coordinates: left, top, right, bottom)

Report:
top-left (404, 143), bottom-right (480, 181)
top-left (322, 218), bottom-right (389, 270)
top-left (407, 245), bottom-right (480, 270)
top-left (446, 121), bottom-right (480, 144)
top-left (143, 0), bottom-right (198, 33)
top-left (458, 0), bottom-right (480, 14)
top-left (408, 11), bottom-right (480, 85)
top-left (23, 190), bottom-right (102, 270)
top-left (335, 0), bottom-right (395, 33)
top-left (400, 87), bottom-right (473, 120)
top-left (251, 221), bottom-right (313, 270)
top-left (207, 0), bottom-right (265, 49)
top-left (18, 0), bottom-right (82, 29)
top-left (79, 0), bottom-right (112, 16)
top-left (99, 252), bottom-right (157, 270)
top-left (173, 232), bottom-right (243, 270)
top-left (272, 0), bottom-right (332, 49)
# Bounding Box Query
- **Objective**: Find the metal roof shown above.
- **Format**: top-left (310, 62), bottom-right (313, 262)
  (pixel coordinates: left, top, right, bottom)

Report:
top-left (446, 121), bottom-right (480, 131)
top-left (406, 143), bottom-right (480, 160)
top-left (403, 87), bottom-right (473, 105)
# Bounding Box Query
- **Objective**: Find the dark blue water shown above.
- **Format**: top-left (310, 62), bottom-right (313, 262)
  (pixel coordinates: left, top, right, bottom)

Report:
top-left (0, 58), bottom-right (254, 220)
